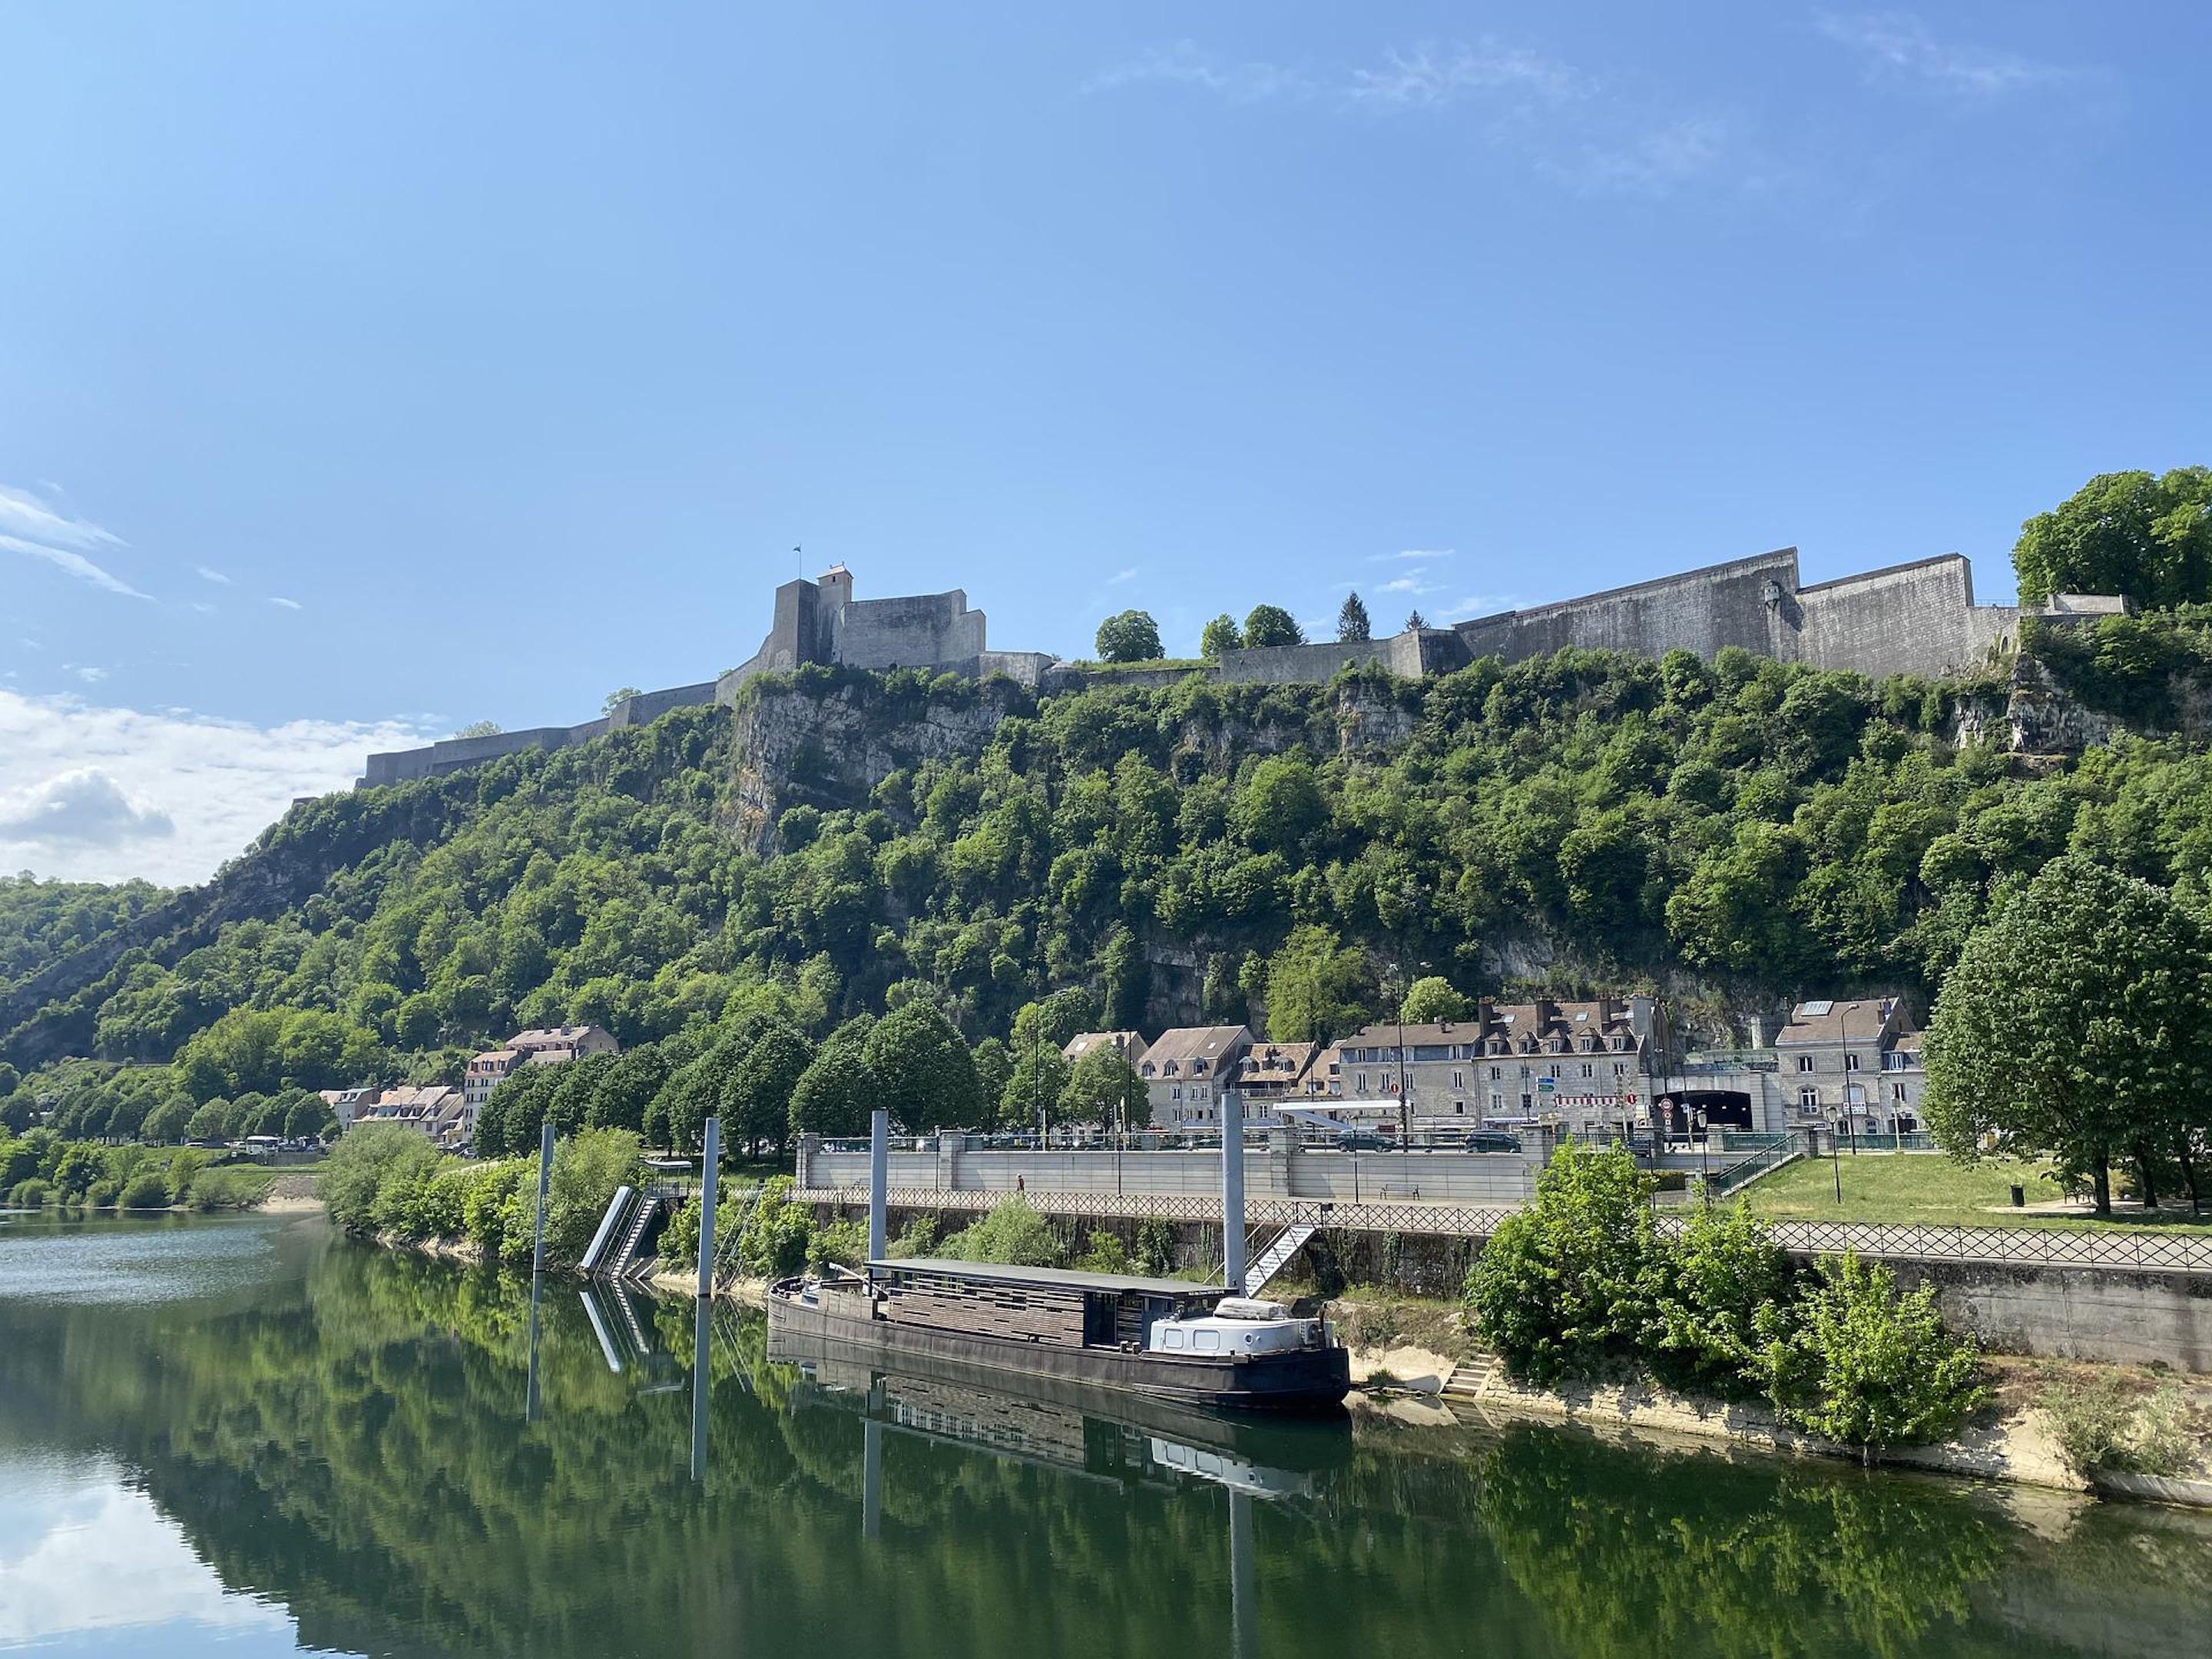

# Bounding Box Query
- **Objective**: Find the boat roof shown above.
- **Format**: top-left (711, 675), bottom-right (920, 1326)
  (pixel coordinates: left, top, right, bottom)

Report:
top-left (869, 1257), bottom-right (1225, 1298)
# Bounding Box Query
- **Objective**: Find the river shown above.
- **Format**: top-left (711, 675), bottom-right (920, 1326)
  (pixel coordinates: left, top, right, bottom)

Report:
top-left (0, 1210), bottom-right (2207, 1658)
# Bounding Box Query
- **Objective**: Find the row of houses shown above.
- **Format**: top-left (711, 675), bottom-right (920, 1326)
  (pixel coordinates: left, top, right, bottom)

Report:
top-left (326, 1025), bottom-right (621, 1152)
top-left (1066, 995), bottom-right (1926, 1139)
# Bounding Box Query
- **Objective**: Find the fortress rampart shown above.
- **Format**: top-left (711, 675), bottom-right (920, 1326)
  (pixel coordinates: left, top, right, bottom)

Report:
top-left (358, 551), bottom-right (2126, 787)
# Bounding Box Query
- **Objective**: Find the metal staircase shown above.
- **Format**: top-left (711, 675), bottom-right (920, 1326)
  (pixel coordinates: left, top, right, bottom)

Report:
top-left (605, 1191), bottom-right (662, 1279)
top-left (1242, 1221), bottom-right (1317, 1296)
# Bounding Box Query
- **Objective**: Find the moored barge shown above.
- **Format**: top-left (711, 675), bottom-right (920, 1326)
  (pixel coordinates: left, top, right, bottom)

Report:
top-left (766, 1257), bottom-right (1351, 1412)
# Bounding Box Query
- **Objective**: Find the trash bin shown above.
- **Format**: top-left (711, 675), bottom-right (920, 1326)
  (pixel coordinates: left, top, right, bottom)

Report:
top-left (2009, 1184), bottom-right (2025, 1208)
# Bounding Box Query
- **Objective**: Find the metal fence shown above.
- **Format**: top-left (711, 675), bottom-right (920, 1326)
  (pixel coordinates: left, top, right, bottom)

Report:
top-left (790, 1184), bottom-right (2212, 1275)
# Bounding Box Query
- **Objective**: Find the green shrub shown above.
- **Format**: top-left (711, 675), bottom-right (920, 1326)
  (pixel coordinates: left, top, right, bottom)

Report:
top-left (118, 1171), bottom-right (171, 1210)
top-left (323, 1127), bottom-right (440, 1232)
top-left (9, 1177), bottom-right (50, 1208)
top-left (1644, 1200), bottom-right (1795, 1400)
top-left (84, 1177), bottom-right (123, 1209)
top-left (941, 1196), bottom-right (1063, 1267)
top-left (187, 1167), bottom-right (277, 1210)
top-left (1757, 1252), bottom-right (1989, 1457)
top-left (164, 1148), bottom-right (210, 1204)
top-left (372, 1147), bottom-right (445, 1238)
top-left (1073, 1229), bottom-right (1131, 1274)
top-left (737, 1177), bottom-right (816, 1279)
top-left (808, 1216), bottom-right (869, 1270)
top-left (1466, 1143), bottom-right (1661, 1386)
top-left (544, 1128), bottom-right (643, 1265)
top-left (886, 1214), bottom-right (941, 1259)
top-left (461, 1161), bottom-right (528, 1259)
top-left (2040, 1374), bottom-right (2195, 1476)
top-left (1134, 1218), bottom-right (1177, 1277)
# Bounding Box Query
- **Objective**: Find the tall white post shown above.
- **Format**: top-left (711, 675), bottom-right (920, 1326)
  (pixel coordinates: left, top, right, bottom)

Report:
top-left (531, 1121), bottom-right (555, 1276)
top-left (868, 1109), bottom-right (889, 1263)
top-left (1222, 1089), bottom-right (1247, 1293)
top-left (697, 1116), bottom-right (721, 1298)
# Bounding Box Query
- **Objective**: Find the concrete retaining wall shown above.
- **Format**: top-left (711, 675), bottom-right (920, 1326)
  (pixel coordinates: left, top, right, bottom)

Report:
top-left (1795, 555), bottom-right (2012, 680)
top-left (1894, 1260), bottom-right (2212, 1373)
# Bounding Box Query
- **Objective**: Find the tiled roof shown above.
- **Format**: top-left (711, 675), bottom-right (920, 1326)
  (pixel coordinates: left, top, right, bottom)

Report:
top-left (1139, 1025), bottom-right (1250, 1070)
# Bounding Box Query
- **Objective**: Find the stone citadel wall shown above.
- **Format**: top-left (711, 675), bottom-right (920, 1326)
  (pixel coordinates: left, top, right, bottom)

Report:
top-left (359, 551), bottom-right (2118, 786)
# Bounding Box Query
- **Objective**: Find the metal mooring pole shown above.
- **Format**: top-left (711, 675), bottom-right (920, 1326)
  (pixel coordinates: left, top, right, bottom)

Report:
top-left (868, 1109), bottom-right (889, 1263)
top-left (531, 1121), bottom-right (555, 1276)
top-left (697, 1116), bottom-right (722, 1298)
top-left (1222, 1089), bottom-right (1247, 1293)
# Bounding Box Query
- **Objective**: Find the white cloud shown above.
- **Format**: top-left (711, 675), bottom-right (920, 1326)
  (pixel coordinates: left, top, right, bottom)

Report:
top-left (1815, 11), bottom-right (2083, 98)
top-left (267, 595), bottom-right (303, 611)
top-left (189, 601), bottom-right (217, 616)
top-left (1, 533), bottom-right (151, 601)
top-left (1346, 41), bottom-right (1583, 109)
top-left (0, 690), bottom-right (432, 883)
top-left (1372, 548), bottom-right (1454, 563)
top-left (0, 767), bottom-right (172, 849)
top-left (1559, 116), bottom-right (1731, 197)
top-left (1439, 592), bottom-right (1520, 620)
top-left (0, 483), bottom-right (121, 551)
top-left (1107, 567), bottom-right (1139, 585)
top-left (64, 664), bottom-right (105, 684)
top-left (1376, 575), bottom-right (1437, 595)
top-left (195, 565), bottom-right (232, 584)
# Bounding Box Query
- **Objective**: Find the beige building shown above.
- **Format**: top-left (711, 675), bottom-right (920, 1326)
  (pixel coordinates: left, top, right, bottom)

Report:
top-left (1773, 998), bottom-right (1926, 1135)
top-left (462, 1025), bottom-right (621, 1148)
top-left (1138, 1025), bottom-right (1252, 1129)
top-left (353, 1085), bottom-right (468, 1151)
top-left (1330, 997), bottom-right (1671, 1129)
top-left (1061, 1030), bottom-right (1149, 1069)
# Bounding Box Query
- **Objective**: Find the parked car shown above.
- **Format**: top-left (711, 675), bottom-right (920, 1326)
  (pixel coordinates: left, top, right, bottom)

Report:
top-left (1336, 1131), bottom-right (1392, 1152)
top-left (1464, 1131), bottom-right (1523, 1154)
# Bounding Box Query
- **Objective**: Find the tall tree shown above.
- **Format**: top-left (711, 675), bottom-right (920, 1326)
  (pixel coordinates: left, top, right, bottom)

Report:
top-left (788, 1028), bottom-right (876, 1140)
top-left (1925, 855), bottom-right (2212, 1214)
top-left (1399, 975), bottom-right (1472, 1024)
top-left (1094, 610), bottom-right (1164, 663)
top-left (733, 1023), bottom-right (815, 1156)
top-left (601, 686), bottom-right (644, 717)
top-left (1262, 925), bottom-right (1374, 1044)
top-left (1060, 1044), bottom-right (1146, 1128)
top-left (862, 1000), bottom-right (984, 1131)
top-left (1243, 604), bottom-right (1303, 648)
top-left (1337, 591), bottom-right (1372, 642)
top-left (2012, 467), bottom-right (2212, 608)
top-left (1198, 613), bottom-right (1243, 657)
top-left (1405, 608), bottom-right (1427, 631)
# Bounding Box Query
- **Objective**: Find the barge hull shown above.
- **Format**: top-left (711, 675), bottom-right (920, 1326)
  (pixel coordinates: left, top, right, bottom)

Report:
top-left (767, 1293), bottom-right (1350, 1412)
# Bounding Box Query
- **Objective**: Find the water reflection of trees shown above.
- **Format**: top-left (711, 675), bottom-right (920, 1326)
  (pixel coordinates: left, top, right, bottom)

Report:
top-left (0, 1239), bottom-right (2177, 1659)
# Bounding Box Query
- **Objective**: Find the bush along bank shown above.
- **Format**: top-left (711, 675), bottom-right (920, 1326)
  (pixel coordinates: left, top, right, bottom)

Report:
top-left (319, 1123), bottom-right (642, 1270)
top-left (1467, 1143), bottom-right (1991, 1465)
top-left (2, 1124), bottom-right (278, 1213)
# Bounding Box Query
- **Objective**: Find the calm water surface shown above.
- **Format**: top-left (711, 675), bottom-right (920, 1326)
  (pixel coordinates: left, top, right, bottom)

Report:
top-left (1, 1210), bottom-right (2207, 1658)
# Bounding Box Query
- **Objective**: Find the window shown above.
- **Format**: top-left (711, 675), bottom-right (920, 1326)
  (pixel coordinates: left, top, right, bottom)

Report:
top-left (1452, 1070), bottom-right (1465, 1091)
top-left (1798, 1087), bottom-right (1820, 1110)
top-left (1613, 1062), bottom-right (1628, 1078)
top-left (1796, 1055), bottom-right (1815, 1074)
top-left (1489, 1065), bottom-right (1502, 1080)
top-left (1579, 1063), bottom-right (1594, 1079)
top-left (1194, 1329), bottom-right (1223, 1353)
top-left (1453, 1101), bottom-right (1465, 1114)
top-left (1171, 1086), bottom-right (1183, 1101)
top-left (1356, 1072), bottom-right (1367, 1094)
top-left (1843, 1053), bottom-right (1861, 1072)
top-left (1519, 1093), bottom-right (1533, 1111)
top-left (1489, 1091), bottom-right (1504, 1111)
top-left (1891, 1082), bottom-right (1906, 1102)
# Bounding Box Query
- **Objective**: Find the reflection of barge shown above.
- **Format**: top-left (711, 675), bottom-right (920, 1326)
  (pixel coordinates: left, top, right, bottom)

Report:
top-left (766, 1257), bottom-right (1351, 1411)
top-left (766, 1320), bottom-right (1353, 1495)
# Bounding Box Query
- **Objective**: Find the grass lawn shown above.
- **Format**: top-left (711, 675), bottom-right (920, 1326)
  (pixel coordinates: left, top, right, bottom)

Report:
top-left (1737, 1153), bottom-right (2212, 1231)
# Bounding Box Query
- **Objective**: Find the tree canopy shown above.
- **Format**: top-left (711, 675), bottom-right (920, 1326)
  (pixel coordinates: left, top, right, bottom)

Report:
top-left (1198, 614), bottom-right (1242, 657)
top-left (1094, 610), bottom-right (1164, 663)
top-left (1337, 592), bottom-right (1372, 642)
top-left (1242, 604), bottom-right (1303, 648)
top-left (1924, 853), bottom-right (2212, 1212)
top-left (2013, 467), bottom-right (2212, 609)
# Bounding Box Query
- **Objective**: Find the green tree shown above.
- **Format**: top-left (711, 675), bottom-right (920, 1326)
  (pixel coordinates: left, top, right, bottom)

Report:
top-left (1644, 1200), bottom-right (1794, 1399)
top-left (1198, 613), bottom-right (1243, 657)
top-left (787, 1033), bottom-right (876, 1139)
top-left (863, 1000), bottom-right (984, 1131)
top-left (1262, 924), bottom-right (1372, 1044)
top-left (733, 1023), bottom-right (815, 1156)
top-left (1466, 1141), bottom-right (1661, 1386)
top-left (941, 1194), bottom-right (1064, 1266)
top-left (141, 1094), bottom-right (194, 1144)
top-left (1234, 753), bottom-right (1325, 850)
top-left (1000, 1041), bottom-right (1071, 1131)
top-left (1094, 610), bottom-right (1164, 664)
top-left (1336, 591), bottom-right (1371, 642)
top-left (601, 686), bottom-right (644, 717)
top-left (452, 720), bottom-right (502, 738)
top-left (1399, 975), bottom-right (1471, 1024)
top-left (1242, 604), bottom-right (1303, 648)
top-left (185, 1098), bottom-right (233, 1141)
top-left (1757, 1252), bottom-right (1988, 1459)
top-left (1924, 855), bottom-right (2212, 1214)
top-left (2012, 466), bottom-right (2212, 608)
top-left (1061, 1044), bottom-right (1146, 1128)
top-left (1405, 608), bottom-right (1426, 631)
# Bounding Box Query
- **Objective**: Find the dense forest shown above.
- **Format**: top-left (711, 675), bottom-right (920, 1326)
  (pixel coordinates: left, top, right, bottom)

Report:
top-left (12, 606), bottom-right (2212, 1141)
top-left (8, 465), bottom-right (2212, 1144)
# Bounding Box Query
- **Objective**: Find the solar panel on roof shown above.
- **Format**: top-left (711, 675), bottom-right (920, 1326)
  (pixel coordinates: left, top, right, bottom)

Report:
top-left (1799, 1000), bottom-right (1833, 1017)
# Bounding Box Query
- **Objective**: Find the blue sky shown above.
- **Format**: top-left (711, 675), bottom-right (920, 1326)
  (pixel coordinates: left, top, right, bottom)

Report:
top-left (2, 2), bottom-right (2207, 881)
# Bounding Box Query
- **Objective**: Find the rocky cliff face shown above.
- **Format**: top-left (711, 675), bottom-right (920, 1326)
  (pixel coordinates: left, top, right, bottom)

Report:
top-left (1952, 658), bottom-right (2128, 757)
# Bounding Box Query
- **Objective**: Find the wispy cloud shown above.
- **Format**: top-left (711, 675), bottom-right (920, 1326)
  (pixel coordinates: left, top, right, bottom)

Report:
top-left (1085, 40), bottom-right (1313, 104)
top-left (267, 596), bottom-right (303, 611)
top-left (1440, 593), bottom-right (1520, 621)
top-left (63, 664), bottom-right (106, 684)
top-left (1088, 39), bottom-right (1737, 198)
top-left (1, 533), bottom-right (151, 600)
top-left (1815, 11), bottom-right (2085, 98)
top-left (1372, 548), bottom-right (1455, 563)
top-left (1376, 574), bottom-right (1439, 596)
top-left (1107, 567), bottom-right (1139, 585)
top-left (194, 565), bottom-right (232, 585)
top-left (189, 601), bottom-right (217, 616)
